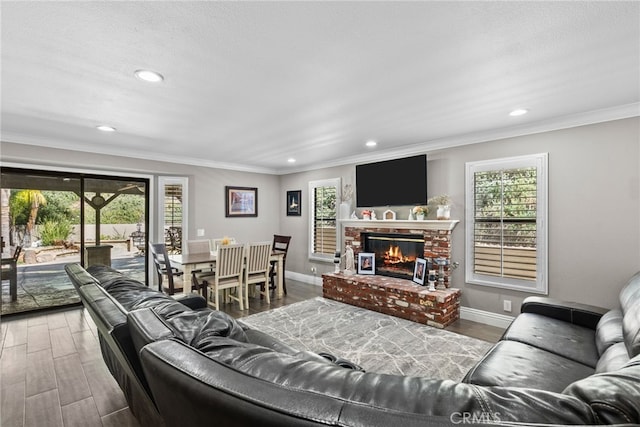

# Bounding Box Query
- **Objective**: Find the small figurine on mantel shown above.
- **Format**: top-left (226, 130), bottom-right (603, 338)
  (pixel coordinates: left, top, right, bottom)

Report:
top-left (350, 211), bottom-right (358, 219)
top-left (344, 245), bottom-right (355, 275)
top-left (371, 210), bottom-right (377, 220)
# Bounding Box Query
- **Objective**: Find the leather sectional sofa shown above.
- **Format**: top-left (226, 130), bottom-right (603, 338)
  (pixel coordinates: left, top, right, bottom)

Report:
top-left (65, 263), bottom-right (640, 426)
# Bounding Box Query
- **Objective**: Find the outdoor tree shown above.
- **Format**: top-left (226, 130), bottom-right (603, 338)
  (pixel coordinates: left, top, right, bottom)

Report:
top-left (11, 190), bottom-right (47, 243)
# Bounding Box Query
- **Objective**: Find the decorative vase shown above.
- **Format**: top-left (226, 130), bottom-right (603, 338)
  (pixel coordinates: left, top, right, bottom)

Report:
top-left (339, 202), bottom-right (351, 219)
top-left (437, 205), bottom-right (451, 220)
top-left (362, 214), bottom-right (371, 220)
top-left (416, 213), bottom-right (425, 221)
top-left (407, 210), bottom-right (414, 220)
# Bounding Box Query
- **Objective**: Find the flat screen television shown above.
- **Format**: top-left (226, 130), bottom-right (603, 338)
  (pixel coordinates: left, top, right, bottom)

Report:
top-left (355, 154), bottom-right (427, 207)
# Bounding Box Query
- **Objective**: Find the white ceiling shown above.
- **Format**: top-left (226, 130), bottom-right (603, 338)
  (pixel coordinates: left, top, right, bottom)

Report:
top-left (2, 1), bottom-right (639, 174)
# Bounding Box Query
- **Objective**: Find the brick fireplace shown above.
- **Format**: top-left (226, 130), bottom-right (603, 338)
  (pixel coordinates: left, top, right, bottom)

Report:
top-left (342, 219), bottom-right (458, 287)
top-left (323, 219), bottom-right (461, 328)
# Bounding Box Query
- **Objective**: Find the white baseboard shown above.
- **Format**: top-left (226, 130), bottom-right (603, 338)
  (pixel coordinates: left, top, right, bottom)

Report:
top-left (460, 307), bottom-right (514, 329)
top-left (286, 271), bottom-right (323, 286)
top-left (289, 272), bottom-right (515, 329)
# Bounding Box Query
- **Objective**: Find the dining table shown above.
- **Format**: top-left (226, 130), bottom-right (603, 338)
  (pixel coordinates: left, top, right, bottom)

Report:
top-left (168, 250), bottom-right (286, 299)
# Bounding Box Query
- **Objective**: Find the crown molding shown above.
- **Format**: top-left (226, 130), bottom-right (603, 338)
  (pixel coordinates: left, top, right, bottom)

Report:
top-left (3, 103), bottom-right (638, 176)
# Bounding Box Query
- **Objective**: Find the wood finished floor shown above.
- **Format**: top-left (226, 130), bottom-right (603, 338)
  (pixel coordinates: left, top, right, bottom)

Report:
top-left (1, 279), bottom-right (505, 427)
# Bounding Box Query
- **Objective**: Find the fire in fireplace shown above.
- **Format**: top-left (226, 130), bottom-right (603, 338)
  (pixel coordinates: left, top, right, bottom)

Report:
top-left (362, 232), bottom-right (425, 279)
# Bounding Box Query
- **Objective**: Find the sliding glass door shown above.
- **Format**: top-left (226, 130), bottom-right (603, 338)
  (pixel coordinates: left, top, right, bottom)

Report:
top-left (1, 167), bottom-right (149, 315)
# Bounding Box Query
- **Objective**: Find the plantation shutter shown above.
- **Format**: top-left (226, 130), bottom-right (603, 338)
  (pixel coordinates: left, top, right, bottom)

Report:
top-left (473, 167), bottom-right (537, 281)
top-left (164, 184), bottom-right (183, 253)
top-left (313, 185), bottom-right (337, 255)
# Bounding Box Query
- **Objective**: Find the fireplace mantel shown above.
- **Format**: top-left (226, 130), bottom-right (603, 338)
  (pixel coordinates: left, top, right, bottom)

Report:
top-left (341, 219), bottom-right (459, 287)
top-left (339, 219), bottom-right (459, 231)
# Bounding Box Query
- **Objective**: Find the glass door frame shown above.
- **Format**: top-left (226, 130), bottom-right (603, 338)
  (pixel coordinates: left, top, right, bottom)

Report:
top-left (1, 162), bottom-right (154, 285)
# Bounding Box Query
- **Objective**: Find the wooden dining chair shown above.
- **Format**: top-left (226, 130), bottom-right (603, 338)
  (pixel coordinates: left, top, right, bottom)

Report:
top-left (186, 239), bottom-right (214, 300)
top-left (212, 237), bottom-right (236, 252)
top-left (209, 243), bottom-right (245, 310)
top-left (244, 241), bottom-right (273, 308)
top-left (149, 243), bottom-right (184, 295)
top-left (269, 235), bottom-right (291, 295)
top-left (1, 245), bottom-right (22, 302)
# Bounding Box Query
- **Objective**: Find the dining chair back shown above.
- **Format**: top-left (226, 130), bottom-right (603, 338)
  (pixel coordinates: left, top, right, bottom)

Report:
top-left (186, 239), bottom-right (210, 254)
top-left (186, 239), bottom-right (214, 300)
top-left (149, 243), bottom-right (184, 295)
top-left (270, 235), bottom-right (291, 294)
top-left (244, 241), bottom-right (273, 308)
top-left (210, 243), bottom-right (245, 310)
top-left (212, 237), bottom-right (236, 252)
top-left (1, 245), bottom-right (22, 302)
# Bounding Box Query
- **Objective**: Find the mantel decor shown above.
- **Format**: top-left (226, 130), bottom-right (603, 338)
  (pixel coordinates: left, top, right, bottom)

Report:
top-left (225, 186), bottom-right (258, 217)
top-left (339, 219), bottom-right (459, 231)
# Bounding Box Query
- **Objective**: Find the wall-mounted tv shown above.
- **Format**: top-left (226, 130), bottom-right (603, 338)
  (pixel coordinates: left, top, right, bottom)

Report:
top-left (355, 154), bottom-right (427, 207)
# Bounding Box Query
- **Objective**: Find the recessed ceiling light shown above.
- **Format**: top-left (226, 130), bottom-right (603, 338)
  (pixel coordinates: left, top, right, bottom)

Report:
top-left (96, 125), bottom-right (116, 132)
top-left (287, 158), bottom-right (296, 163)
top-left (509, 109), bottom-right (528, 117)
top-left (134, 69), bottom-right (164, 83)
top-left (365, 140), bottom-right (377, 147)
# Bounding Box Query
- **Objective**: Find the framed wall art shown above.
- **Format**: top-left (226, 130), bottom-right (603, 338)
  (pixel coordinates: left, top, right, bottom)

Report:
top-left (286, 190), bottom-right (302, 216)
top-left (225, 186), bottom-right (258, 217)
top-left (358, 252), bottom-right (375, 275)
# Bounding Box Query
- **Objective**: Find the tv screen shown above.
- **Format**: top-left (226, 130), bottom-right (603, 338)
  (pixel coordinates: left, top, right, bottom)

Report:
top-left (355, 154), bottom-right (427, 207)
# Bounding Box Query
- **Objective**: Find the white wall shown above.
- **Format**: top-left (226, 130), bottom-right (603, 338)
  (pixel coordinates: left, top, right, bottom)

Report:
top-left (2, 116), bottom-right (639, 315)
top-left (280, 117), bottom-right (640, 313)
top-left (0, 143), bottom-right (280, 246)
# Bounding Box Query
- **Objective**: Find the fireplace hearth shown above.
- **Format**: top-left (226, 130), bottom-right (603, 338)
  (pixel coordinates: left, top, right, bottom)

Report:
top-left (362, 232), bottom-right (425, 280)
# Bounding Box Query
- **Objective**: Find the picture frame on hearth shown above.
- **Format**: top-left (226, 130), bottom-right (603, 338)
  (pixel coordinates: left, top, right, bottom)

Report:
top-left (413, 258), bottom-right (427, 285)
top-left (358, 252), bottom-right (375, 275)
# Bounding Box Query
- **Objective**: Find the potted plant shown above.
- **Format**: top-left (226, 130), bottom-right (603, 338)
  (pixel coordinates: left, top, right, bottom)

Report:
top-left (428, 194), bottom-right (451, 220)
top-left (412, 206), bottom-right (428, 220)
top-left (340, 184), bottom-right (353, 219)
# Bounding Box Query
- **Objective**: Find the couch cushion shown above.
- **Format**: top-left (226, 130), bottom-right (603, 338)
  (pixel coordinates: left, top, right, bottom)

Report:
top-left (462, 340), bottom-right (594, 393)
top-left (564, 354), bottom-right (640, 425)
top-left (595, 308), bottom-right (624, 355)
top-left (619, 271), bottom-right (640, 314)
top-left (596, 342), bottom-right (631, 374)
top-left (502, 312), bottom-right (599, 367)
top-left (623, 303), bottom-right (640, 358)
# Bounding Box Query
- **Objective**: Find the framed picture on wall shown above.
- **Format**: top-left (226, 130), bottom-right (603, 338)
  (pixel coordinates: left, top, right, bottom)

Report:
top-left (413, 258), bottom-right (427, 285)
top-left (358, 252), bottom-right (375, 275)
top-left (225, 186), bottom-right (258, 217)
top-left (286, 190), bottom-right (302, 216)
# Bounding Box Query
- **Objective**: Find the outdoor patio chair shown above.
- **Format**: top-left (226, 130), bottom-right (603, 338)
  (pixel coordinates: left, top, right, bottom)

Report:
top-left (1, 245), bottom-right (22, 302)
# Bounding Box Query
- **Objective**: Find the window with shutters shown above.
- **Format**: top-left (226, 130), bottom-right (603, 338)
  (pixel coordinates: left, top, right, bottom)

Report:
top-left (158, 177), bottom-right (188, 254)
top-left (308, 178), bottom-right (341, 261)
top-left (465, 153), bottom-right (548, 294)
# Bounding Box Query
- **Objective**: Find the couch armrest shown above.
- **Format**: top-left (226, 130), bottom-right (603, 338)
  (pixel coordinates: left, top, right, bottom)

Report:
top-left (172, 293), bottom-right (207, 310)
top-left (521, 296), bottom-right (609, 329)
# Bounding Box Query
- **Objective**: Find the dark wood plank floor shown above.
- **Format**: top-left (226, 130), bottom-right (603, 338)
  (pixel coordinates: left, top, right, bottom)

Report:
top-left (1, 279), bottom-right (504, 426)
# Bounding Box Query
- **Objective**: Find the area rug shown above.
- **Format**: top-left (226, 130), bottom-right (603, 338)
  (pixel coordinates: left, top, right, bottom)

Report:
top-left (240, 297), bottom-right (493, 381)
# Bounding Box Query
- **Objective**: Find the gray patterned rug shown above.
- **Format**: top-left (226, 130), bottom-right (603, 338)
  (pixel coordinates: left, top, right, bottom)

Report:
top-left (241, 297), bottom-right (493, 381)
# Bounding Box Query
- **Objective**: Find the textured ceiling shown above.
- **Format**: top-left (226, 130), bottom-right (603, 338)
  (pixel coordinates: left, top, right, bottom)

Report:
top-left (1, 1), bottom-right (639, 174)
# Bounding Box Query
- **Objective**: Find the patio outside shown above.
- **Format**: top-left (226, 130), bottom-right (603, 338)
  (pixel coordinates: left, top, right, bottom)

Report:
top-left (1, 241), bottom-right (146, 315)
